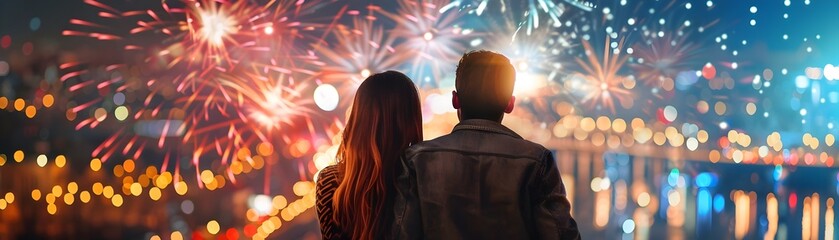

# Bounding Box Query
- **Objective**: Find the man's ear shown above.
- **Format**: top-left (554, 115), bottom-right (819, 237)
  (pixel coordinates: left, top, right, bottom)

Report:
top-left (504, 96), bottom-right (515, 113)
top-left (452, 90), bottom-right (460, 109)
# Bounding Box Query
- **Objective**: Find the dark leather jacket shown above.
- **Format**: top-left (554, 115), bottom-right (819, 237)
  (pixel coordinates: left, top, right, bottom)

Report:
top-left (392, 119), bottom-right (580, 239)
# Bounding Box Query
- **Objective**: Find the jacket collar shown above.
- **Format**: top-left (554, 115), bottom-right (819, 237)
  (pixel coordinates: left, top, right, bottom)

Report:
top-left (452, 119), bottom-right (523, 139)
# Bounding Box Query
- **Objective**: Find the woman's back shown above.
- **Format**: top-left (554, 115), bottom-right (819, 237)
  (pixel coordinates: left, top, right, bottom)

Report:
top-left (315, 71), bottom-right (422, 240)
top-left (317, 164), bottom-right (397, 239)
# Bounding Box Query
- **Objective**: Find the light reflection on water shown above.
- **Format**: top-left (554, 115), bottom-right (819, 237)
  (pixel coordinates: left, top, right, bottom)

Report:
top-left (558, 150), bottom-right (839, 239)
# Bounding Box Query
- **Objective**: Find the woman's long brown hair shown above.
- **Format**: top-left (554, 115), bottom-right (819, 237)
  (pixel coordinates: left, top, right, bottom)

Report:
top-left (333, 71), bottom-right (423, 239)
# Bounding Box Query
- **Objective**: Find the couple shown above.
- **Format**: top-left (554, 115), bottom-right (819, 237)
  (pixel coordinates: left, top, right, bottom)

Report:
top-left (316, 50), bottom-right (580, 239)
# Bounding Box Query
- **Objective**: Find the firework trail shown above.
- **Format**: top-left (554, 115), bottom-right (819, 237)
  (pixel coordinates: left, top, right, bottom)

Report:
top-left (449, 0), bottom-right (571, 36)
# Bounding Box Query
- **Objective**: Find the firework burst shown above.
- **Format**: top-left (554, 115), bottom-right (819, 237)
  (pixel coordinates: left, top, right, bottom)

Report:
top-left (310, 17), bottom-right (412, 104)
top-left (220, 71), bottom-right (313, 134)
top-left (133, 0), bottom-right (274, 90)
top-left (574, 38), bottom-right (633, 113)
top-left (184, 0), bottom-right (269, 68)
top-left (461, 20), bottom-right (571, 125)
top-left (630, 31), bottom-right (703, 87)
top-left (621, 1), bottom-right (720, 89)
top-left (495, 24), bottom-right (580, 122)
top-left (382, 0), bottom-right (473, 86)
top-left (59, 0), bottom-right (330, 184)
top-left (493, 22), bottom-right (572, 94)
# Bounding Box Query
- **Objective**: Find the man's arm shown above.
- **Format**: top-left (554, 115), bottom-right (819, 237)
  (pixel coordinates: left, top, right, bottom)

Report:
top-left (391, 153), bottom-right (422, 239)
top-left (533, 150), bottom-right (581, 240)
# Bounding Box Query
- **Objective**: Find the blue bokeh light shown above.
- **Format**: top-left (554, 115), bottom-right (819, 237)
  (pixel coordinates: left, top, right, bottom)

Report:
top-left (29, 17), bottom-right (41, 31)
top-left (713, 194), bottom-right (725, 213)
top-left (695, 172), bottom-right (718, 188)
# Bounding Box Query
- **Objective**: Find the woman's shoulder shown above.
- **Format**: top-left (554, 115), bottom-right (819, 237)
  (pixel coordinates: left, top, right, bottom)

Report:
top-left (317, 165), bottom-right (341, 189)
top-left (319, 165), bottom-right (339, 179)
top-left (316, 165), bottom-right (345, 239)
top-left (321, 164), bottom-right (339, 175)
top-left (316, 165), bottom-right (339, 212)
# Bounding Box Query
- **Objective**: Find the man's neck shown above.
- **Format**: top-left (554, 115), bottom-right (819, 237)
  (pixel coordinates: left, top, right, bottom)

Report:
top-left (457, 113), bottom-right (504, 123)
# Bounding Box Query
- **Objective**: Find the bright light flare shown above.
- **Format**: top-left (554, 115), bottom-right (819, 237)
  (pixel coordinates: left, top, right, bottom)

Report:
top-left (250, 194), bottom-right (272, 216)
top-left (196, 9), bottom-right (239, 47)
top-left (514, 71), bottom-right (548, 96)
top-left (313, 84), bottom-right (339, 112)
top-left (423, 32), bottom-right (434, 41)
top-left (183, 0), bottom-right (265, 68)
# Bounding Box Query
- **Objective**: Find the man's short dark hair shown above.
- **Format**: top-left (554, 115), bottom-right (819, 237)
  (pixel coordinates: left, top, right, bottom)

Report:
top-left (455, 50), bottom-right (516, 120)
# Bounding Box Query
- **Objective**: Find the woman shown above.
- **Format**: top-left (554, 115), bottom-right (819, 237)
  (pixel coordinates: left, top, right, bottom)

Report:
top-left (316, 71), bottom-right (423, 239)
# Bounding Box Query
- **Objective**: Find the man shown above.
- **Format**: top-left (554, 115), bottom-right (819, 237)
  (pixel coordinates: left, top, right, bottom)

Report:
top-left (392, 50), bottom-right (580, 239)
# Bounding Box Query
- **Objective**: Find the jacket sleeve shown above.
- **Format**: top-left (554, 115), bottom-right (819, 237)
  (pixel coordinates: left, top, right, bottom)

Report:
top-left (533, 150), bottom-right (581, 240)
top-left (391, 152), bottom-right (423, 240)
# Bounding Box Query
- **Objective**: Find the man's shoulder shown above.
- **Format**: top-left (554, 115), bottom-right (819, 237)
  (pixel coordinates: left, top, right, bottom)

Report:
top-left (404, 134), bottom-right (452, 156)
top-left (404, 131), bottom-right (550, 160)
